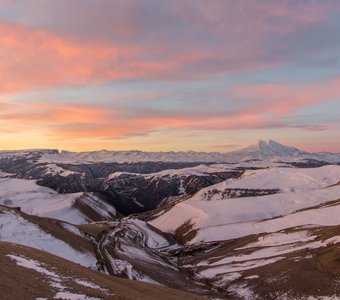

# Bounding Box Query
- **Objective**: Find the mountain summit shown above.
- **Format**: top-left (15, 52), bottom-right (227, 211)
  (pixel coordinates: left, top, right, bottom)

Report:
top-left (239, 139), bottom-right (305, 158)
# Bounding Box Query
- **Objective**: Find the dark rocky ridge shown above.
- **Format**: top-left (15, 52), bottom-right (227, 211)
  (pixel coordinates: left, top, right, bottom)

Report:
top-left (101, 171), bottom-right (243, 214)
top-left (203, 188), bottom-right (280, 201)
top-left (0, 153), bottom-right (242, 214)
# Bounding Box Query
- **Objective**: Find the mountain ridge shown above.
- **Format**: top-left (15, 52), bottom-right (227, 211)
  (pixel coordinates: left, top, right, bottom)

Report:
top-left (34, 140), bottom-right (339, 164)
top-left (1, 140), bottom-right (338, 156)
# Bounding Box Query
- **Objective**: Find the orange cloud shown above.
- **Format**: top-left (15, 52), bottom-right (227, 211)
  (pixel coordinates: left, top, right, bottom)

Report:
top-left (0, 98), bottom-right (278, 141)
top-left (0, 21), bottom-right (176, 94)
top-left (1, 77), bottom-right (338, 143)
top-left (1, 0), bottom-right (338, 94)
top-left (0, 102), bottom-right (108, 123)
top-left (0, 93), bottom-right (338, 153)
top-left (233, 78), bottom-right (340, 116)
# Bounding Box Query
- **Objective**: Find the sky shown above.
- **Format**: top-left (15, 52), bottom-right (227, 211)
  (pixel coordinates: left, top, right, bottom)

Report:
top-left (0, 0), bottom-right (339, 152)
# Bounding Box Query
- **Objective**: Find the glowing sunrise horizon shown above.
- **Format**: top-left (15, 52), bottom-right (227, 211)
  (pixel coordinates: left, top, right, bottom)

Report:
top-left (0, 1), bottom-right (339, 152)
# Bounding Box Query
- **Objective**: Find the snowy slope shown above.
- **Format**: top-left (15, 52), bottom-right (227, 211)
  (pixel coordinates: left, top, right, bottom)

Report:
top-left (0, 178), bottom-right (116, 224)
top-left (0, 207), bottom-right (97, 268)
top-left (149, 166), bottom-right (340, 244)
top-left (188, 199), bottom-right (340, 243)
top-left (185, 223), bottom-right (340, 300)
top-left (197, 230), bottom-right (339, 277)
top-left (192, 165), bottom-right (340, 198)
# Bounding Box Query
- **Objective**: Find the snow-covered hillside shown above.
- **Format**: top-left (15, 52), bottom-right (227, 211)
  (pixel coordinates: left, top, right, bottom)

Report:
top-left (0, 178), bottom-right (116, 224)
top-left (0, 207), bottom-right (97, 268)
top-left (149, 165), bottom-right (340, 243)
top-left (193, 165), bottom-right (340, 195)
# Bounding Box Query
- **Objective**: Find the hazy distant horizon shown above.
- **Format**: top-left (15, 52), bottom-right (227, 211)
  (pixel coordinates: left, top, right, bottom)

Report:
top-left (1, 140), bottom-right (339, 155)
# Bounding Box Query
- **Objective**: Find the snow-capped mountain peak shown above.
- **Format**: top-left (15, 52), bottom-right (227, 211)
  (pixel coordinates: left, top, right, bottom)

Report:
top-left (227, 139), bottom-right (307, 161)
top-left (255, 139), bottom-right (303, 156)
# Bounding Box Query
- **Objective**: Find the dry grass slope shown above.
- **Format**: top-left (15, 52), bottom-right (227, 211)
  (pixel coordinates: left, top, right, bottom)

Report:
top-left (0, 242), bottom-right (208, 300)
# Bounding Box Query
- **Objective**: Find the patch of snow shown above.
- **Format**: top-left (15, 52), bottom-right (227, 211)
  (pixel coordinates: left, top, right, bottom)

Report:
top-left (146, 164), bottom-right (233, 178)
top-left (0, 209), bottom-right (97, 268)
top-left (61, 223), bottom-right (84, 237)
top-left (120, 242), bottom-right (175, 269)
top-left (320, 236), bottom-right (340, 245)
top-left (7, 254), bottom-right (110, 299)
top-left (107, 171), bottom-right (139, 180)
top-left (199, 257), bottom-right (284, 278)
top-left (0, 171), bottom-right (15, 178)
top-left (237, 231), bottom-right (316, 249)
top-left (105, 252), bottom-right (160, 285)
top-left (201, 270), bottom-right (241, 281)
top-left (228, 283), bottom-right (256, 300)
top-left (74, 279), bottom-right (106, 291)
top-left (127, 219), bottom-right (170, 249)
top-left (78, 193), bottom-right (116, 220)
top-left (7, 254), bottom-right (58, 277)
top-left (43, 164), bottom-right (80, 177)
top-left (197, 232), bottom-right (339, 281)
top-left (202, 244), bottom-right (301, 266)
top-left (53, 292), bottom-right (102, 300)
top-left (245, 275), bottom-right (260, 279)
top-left (178, 178), bottom-right (186, 194)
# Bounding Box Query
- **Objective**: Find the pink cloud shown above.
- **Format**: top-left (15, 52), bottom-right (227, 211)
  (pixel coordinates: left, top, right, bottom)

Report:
top-left (232, 78), bottom-right (340, 117)
top-left (0, 1), bottom-right (339, 151)
top-left (0, 91), bottom-right (337, 150)
top-left (0, 99), bottom-right (282, 140)
top-left (0, 21), bottom-right (178, 93)
top-left (288, 140), bottom-right (340, 153)
top-left (0, 1), bottom-right (338, 93)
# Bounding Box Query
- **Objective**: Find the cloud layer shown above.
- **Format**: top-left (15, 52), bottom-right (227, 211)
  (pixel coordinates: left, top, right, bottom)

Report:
top-left (0, 0), bottom-right (339, 151)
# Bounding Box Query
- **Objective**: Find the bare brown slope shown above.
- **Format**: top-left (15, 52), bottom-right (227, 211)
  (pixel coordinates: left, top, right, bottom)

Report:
top-left (0, 242), bottom-right (208, 300)
top-left (179, 225), bottom-right (340, 299)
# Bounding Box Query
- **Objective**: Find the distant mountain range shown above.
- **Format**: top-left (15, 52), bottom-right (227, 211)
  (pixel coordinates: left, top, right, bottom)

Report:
top-left (2, 140), bottom-right (339, 164)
